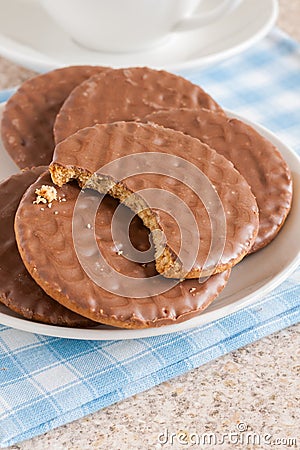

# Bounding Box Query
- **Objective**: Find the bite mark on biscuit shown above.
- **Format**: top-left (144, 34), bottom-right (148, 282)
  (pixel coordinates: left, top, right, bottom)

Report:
top-left (49, 163), bottom-right (189, 279)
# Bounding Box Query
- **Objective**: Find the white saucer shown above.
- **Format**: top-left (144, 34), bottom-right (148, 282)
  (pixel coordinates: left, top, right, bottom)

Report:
top-left (0, 104), bottom-right (299, 340)
top-left (0, 0), bottom-right (277, 74)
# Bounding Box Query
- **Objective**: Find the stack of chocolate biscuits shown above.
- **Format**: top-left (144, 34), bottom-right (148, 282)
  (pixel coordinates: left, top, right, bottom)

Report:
top-left (0, 66), bottom-right (293, 329)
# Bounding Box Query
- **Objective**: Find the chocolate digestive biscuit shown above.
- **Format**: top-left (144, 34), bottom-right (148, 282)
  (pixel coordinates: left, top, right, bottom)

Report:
top-left (15, 172), bottom-right (231, 329)
top-left (144, 108), bottom-right (293, 252)
top-left (50, 121), bottom-right (259, 279)
top-left (1, 65), bottom-right (108, 168)
top-left (54, 67), bottom-right (223, 144)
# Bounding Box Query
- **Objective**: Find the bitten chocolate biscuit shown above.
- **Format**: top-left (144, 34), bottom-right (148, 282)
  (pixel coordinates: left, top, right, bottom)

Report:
top-left (1, 65), bottom-right (108, 169)
top-left (0, 168), bottom-right (97, 327)
top-left (50, 122), bottom-right (259, 278)
top-left (15, 172), bottom-right (231, 329)
top-left (54, 67), bottom-right (223, 144)
top-left (144, 108), bottom-right (293, 252)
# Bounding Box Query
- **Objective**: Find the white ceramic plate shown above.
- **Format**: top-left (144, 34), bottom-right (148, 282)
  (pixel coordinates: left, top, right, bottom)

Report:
top-left (0, 0), bottom-right (278, 74)
top-left (0, 103), bottom-right (299, 340)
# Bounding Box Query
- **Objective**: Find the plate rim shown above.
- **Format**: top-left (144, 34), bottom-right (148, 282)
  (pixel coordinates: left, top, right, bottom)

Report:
top-left (0, 0), bottom-right (278, 73)
top-left (0, 105), bottom-right (299, 340)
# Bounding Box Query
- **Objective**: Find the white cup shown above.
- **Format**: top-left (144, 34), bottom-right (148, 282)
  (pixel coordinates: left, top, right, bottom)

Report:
top-left (40, 0), bottom-right (242, 53)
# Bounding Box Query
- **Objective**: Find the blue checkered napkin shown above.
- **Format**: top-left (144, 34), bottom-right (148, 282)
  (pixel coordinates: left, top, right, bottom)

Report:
top-left (0, 88), bottom-right (15, 104)
top-left (0, 27), bottom-right (300, 447)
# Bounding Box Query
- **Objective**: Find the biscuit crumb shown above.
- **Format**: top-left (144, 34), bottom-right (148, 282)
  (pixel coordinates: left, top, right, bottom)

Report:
top-left (33, 185), bottom-right (57, 204)
top-left (54, 211), bottom-right (59, 215)
top-left (40, 207), bottom-right (45, 211)
top-left (117, 250), bottom-right (123, 255)
top-left (189, 287), bottom-right (196, 293)
top-left (86, 223), bottom-right (92, 229)
top-left (35, 197), bottom-right (46, 204)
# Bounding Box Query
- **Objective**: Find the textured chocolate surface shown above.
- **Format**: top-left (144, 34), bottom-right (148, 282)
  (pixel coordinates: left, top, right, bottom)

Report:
top-left (15, 172), bottom-right (231, 328)
top-left (0, 167), bottom-right (97, 327)
top-left (50, 122), bottom-right (259, 277)
top-left (144, 108), bottom-right (293, 252)
top-left (54, 67), bottom-right (223, 144)
top-left (1, 65), bottom-right (108, 169)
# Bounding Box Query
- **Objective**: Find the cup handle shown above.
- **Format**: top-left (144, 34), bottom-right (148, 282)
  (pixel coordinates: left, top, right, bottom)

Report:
top-left (173, 0), bottom-right (242, 32)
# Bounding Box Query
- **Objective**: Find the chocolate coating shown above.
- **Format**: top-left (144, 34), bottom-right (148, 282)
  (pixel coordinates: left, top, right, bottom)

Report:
top-left (0, 168), bottom-right (97, 327)
top-left (15, 172), bottom-right (231, 328)
top-left (144, 108), bottom-right (293, 252)
top-left (1, 65), bottom-right (108, 169)
top-left (50, 122), bottom-right (259, 277)
top-left (54, 67), bottom-right (223, 144)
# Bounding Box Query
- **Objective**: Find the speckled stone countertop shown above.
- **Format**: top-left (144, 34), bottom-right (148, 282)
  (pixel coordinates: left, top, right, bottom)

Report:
top-left (1, 1), bottom-right (299, 449)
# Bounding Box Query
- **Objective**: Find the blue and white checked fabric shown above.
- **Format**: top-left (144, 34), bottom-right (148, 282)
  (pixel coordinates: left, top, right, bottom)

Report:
top-left (0, 88), bottom-right (16, 104)
top-left (0, 27), bottom-right (300, 447)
